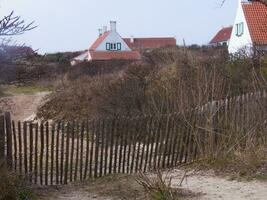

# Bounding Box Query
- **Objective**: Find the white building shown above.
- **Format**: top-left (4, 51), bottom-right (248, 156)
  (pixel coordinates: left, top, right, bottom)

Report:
top-left (228, 0), bottom-right (267, 55)
top-left (71, 21), bottom-right (141, 65)
top-left (209, 26), bottom-right (233, 47)
top-left (71, 21), bottom-right (176, 66)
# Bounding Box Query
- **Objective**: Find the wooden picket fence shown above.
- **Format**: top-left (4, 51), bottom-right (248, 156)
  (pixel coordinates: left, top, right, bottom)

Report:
top-left (0, 114), bottom-right (200, 185)
top-left (0, 90), bottom-right (266, 186)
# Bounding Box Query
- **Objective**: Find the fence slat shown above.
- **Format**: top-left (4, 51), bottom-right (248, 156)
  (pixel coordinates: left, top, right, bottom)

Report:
top-left (104, 119), bottom-right (110, 175)
top-left (45, 122), bottom-right (49, 185)
top-left (29, 123), bottom-right (33, 182)
top-left (12, 121), bottom-right (17, 171)
top-left (40, 123), bottom-right (44, 185)
top-left (89, 120), bottom-right (94, 178)
top-left (166, 116), bottom-right (175, 167)
top-left (23, 122), bottom-right (28, 175)
top-left (94, 121), bottom-right (99, 178)
top-left (140, 117), bottom-right (149, 172)
top-left (113, 119), bottom-right (119, 174)
top-left (70, 121), bottom-right (75, 182)
top-left (84, 120), bottom-right (90, 180)
top-left (55, 122), bottom-right (60, 185)
top-left (74, 122), bottom-right (80, 181)
top-left (126, 118), bottom-right (133, 174)
top-left (60, 122), bottom-right (65, 184)
top-left (50, 123), bottom-right (55, 185)
top-left (157, 118), bottom-right (165, 169)
top-left (179, 120), bottom-right (188, 164)
top-left (64, 122), bottom-right (71, 184)
top-left (122, 118), bottom-right (129, 174)
top-left (80, 122), bottom-right (85, 180)
top-left (0, 115), bottom-right (5, 170)
top-left (143, 117), bottom-right (152, 172)
top-left (109, 119), bottom-right (115, 174)
top-left (153, 118), bottom-right (161, 170)
top-left (5, 112), bottom-right (12, 169)
top-left (34, 123), bottom-right (38, 184)
top-left (118, 118), bottom-right (124, 174)
top-left (148, 118), bottom-right (156, 171)
top-left (130, 119), bottom-right (138, 173)
top-left (135, 119), bottom-right (143, 172)
top-left (162, 116), bottom-right (171, 168)
top-left (18, 122), bottom-right (22, 174)
top-left (99, 119), bottom-right (105, 177)
top-left (170, 115), bottom-right (179, 166)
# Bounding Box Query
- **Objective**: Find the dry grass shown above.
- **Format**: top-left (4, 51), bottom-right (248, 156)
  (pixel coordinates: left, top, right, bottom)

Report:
top-left (0, 169), bottom-right (36, 200)
top-left (191, 144), bottom-right (267, 181)
top-left (135, 171), bottom-right (182, 200)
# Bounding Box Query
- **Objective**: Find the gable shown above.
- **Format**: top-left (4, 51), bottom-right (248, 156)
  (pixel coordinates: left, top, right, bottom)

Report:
top-left (92, 31), bottom-right (132, 52)
top-left (228, 0), bottom-right (253, 54)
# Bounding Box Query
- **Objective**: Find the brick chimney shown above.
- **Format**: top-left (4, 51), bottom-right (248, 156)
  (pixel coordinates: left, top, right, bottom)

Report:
top-left (98, 28), bottom-right (103, 37)
top-left (110, 21), bottom-right (116, 32)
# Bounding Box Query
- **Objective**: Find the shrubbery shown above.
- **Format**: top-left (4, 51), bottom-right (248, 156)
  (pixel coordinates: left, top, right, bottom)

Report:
top-left (37, 46), bottom-right (267, 121)
top-left (0, 169), bottom-right (35, 200)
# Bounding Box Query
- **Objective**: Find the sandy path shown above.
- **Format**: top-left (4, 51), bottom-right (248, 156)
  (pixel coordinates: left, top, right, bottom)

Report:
top-left (0, 92), bottom-right (50, 121)
top-left (169, 169), bottom-right (267, 200)
top-left (38, 169), bottom-right (267, 200)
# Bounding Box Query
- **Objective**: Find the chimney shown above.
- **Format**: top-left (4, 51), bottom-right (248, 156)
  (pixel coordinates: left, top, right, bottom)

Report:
top-left (130, 36), bottom-right (134, 43)
top-left (103, 26), bottom-right (108, 33)
top-left (110, 21), bottom-right (116, 32)
top-left (98, 28), bottom-right (103, 37)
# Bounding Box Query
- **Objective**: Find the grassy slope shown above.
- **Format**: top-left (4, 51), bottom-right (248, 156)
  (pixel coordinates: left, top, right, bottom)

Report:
top-left (0, 85), bottom-right (53, 97)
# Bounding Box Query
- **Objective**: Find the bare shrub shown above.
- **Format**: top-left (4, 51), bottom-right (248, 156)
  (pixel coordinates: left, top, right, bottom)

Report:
top-left (0, 169), bottom-right (35, 200)
top-left (37, 47), bottom-right (267, 121)
top-left (135, 171), bottom-right (182, 200)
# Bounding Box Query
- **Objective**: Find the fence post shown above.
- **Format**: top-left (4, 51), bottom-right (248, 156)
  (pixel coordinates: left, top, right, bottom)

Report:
top-left (0, 114), bottom-right (5, 170)
top-left (5, 112), bottom-right (12, 169)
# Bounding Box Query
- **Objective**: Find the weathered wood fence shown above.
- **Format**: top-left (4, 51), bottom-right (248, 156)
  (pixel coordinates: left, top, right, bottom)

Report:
top-left (0, 90), bottom-right (266, 185)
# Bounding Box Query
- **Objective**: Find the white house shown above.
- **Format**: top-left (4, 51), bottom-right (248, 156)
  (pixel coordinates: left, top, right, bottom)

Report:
top-left (228, 0), bottom-right (267, 55)
top-left (71, 21), bottom-right (141, 65)
top-left (71, 21), bottom-right (176, 65)
top-left (209, 26), bottom-right (233, 47)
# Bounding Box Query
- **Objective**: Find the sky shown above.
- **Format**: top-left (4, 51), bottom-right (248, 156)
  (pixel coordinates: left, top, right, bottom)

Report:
top-left (0, 0), bottom-right (238, 54)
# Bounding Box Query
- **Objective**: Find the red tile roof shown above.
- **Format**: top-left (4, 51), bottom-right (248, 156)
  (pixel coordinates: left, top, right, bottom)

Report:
top-left (123, 37), bottom-right (176, 49)
top-left (242, 1), bottom-right (267, 45)
top-left (210, 27), bottom-right (232, 44)
top-left (89, 31), bottom-right (110, 50)
top-left (89, 50), bottom-right (141, 61)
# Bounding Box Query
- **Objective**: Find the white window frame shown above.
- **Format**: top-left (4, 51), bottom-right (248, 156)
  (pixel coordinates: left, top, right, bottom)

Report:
top-left (235, 22), bottom-right (244, 37)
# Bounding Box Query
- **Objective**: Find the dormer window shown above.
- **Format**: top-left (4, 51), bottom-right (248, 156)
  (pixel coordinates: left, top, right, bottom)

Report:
top-left (106, 42), bottom-right (122, 51)
top-left (235, 22), bottom-right (244, 37)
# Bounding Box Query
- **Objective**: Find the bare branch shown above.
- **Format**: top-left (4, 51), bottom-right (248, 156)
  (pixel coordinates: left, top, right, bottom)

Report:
top-left (0, 11), bottom-right (37, 36)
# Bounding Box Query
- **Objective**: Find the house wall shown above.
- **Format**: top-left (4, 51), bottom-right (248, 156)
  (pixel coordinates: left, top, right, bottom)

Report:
top-left (210, 40), bottom-right (229, 47)
top-left (96, 31), bottom-right (132, 52)
top-left (228, 1), bottom-right (253, 55)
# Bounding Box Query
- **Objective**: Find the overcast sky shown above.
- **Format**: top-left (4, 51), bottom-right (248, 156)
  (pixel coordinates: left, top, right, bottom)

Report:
top-left (0, 0), bottom-right (237, 54)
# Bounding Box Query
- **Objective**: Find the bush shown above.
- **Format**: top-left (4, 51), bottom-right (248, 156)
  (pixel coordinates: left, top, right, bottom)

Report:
top-left (37, 47), bottom-right (267, 121)
top-left (0, 169), bottom-right (35, 200)
top-left (135, 171), bottom-right (182, 200)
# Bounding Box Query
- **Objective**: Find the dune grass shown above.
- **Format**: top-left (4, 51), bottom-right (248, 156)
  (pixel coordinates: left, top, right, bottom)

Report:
top-left (0, 85), bottom-right (53, 97)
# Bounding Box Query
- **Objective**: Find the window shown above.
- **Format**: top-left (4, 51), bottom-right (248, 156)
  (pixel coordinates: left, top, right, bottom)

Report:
top-left (117, 43), bottom-right (121, 50)
top-left (235, 22), bottom-right (244, 37)
top-left (111, 43), bottom-right (116, 50)
top-left (106, 43), bottom-right (110, 50)
top-left (106, 42), bottom-right (122, 51)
